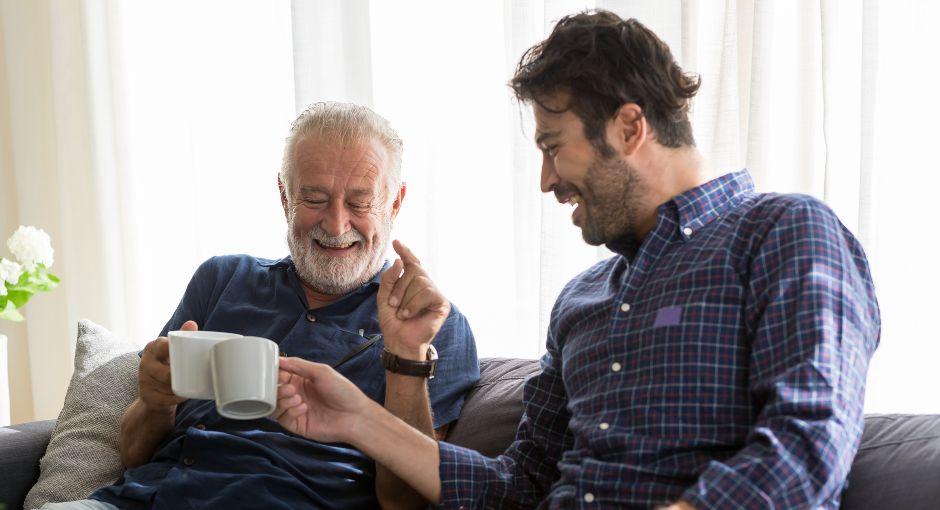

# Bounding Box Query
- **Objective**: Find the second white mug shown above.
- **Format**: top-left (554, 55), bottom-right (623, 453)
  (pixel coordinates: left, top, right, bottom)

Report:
top-left (210, 336), bottom-right (279, 420)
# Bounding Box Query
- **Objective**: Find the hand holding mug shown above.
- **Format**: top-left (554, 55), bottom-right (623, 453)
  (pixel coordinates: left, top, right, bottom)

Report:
top-left (138, 320), bottom-right (198, 415)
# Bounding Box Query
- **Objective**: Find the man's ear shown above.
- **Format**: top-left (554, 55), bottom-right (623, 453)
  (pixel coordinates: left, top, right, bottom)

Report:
top-left (389, 182), bottom-right (406, 221)
top-left (278, 175), bottom-right (289, 219)
top-left (610, 103), bottom-right (648, 157)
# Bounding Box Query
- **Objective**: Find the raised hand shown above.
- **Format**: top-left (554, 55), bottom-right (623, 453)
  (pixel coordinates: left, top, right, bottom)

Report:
top-left (274, 357), bottom-right (375, 443)
top-left (138, 320), bottom-right (197, 413)
top-left (377, 240), bottom-right (451, 359)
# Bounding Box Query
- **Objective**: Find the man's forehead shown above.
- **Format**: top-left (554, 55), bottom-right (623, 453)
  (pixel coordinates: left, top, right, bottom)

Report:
top-left (293, 135), bottom-right (388, 184)
top-left (532, 90), bottom-right (576, 130)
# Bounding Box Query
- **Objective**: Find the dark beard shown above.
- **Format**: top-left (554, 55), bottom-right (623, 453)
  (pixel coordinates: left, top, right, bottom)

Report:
top-left (578, 153), bottom-right (645, 246)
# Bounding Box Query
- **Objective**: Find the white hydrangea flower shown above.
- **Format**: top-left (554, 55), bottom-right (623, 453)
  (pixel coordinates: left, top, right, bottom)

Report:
top-left (0, 258), bottom-right (21, 297)
top-left (7, 225), bottom-right (54, 271)
top-left (0, 258), bottom-right (22, 284)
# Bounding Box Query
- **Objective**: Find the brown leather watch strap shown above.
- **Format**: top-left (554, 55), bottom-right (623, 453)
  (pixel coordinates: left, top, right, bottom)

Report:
top-left (381, 347), bottom-right (437, 378)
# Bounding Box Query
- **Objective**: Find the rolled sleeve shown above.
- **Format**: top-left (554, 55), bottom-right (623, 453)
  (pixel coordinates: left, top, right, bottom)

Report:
top-left (438, 441), bottom-right (493, 509)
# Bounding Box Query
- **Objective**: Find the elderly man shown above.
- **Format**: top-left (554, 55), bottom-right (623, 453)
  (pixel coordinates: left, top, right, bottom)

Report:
top-left (271, 11), bottom-right (880, 510)
top-left (42, 102), bottom-right (479, 510)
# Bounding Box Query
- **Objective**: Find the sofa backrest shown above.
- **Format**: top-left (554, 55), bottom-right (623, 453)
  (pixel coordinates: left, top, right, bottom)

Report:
top-left (447, 357), bottom-right (540, 457)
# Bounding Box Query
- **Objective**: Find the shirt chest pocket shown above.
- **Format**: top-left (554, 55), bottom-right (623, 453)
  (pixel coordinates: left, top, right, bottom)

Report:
top-left (328, 330), bottom-right (386, 404)
top-left (622, 296), bottom-right (751, 437)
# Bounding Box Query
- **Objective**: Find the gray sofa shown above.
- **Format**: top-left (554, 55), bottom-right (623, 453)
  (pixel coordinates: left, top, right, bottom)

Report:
top-left (2, 358), bottom-right (940, 509)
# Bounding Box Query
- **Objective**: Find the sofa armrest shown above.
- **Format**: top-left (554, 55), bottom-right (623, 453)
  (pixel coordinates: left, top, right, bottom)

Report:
top-left (0, 420), bottom-right (56, 509)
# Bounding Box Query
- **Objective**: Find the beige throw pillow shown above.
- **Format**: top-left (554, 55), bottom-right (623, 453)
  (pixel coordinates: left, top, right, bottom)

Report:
top-left (24, 319), bottom-right (139, 509)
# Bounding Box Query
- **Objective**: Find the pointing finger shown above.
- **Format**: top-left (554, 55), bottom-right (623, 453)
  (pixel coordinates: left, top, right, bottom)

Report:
top-left (392, 240), bottom-right (421, 265)
top-left (378, 259), bottom-right (404, 306)
top-left (388, 260), bottom-right (424, 309)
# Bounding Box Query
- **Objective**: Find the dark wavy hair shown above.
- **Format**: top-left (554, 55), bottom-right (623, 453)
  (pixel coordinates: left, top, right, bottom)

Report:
top-left (510, 10), bottom-right (701, 150)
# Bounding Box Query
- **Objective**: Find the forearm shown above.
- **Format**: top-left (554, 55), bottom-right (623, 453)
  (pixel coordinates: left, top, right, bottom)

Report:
top-left (351, 400), bottom-right (442, 504)
top-left (376, 372), bottom-right (435, 509)
top-left (681, 395), bottom-right (862, 508)
top-left (119, 398), bottom-right (176, 468)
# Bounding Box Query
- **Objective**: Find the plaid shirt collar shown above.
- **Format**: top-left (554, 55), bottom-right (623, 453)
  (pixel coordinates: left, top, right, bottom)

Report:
top-left (672, 169), bottom-right (754, 234)
top-left (606, 169), bottom-right (755, 258)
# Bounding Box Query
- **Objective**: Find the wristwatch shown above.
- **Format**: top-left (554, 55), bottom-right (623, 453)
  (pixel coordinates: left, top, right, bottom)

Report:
top-left (381, 345), bottom-right (438, 379)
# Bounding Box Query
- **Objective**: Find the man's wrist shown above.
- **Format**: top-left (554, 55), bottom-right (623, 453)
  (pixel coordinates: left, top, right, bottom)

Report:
top-left (139, 398), bottom-right (176, 419)
top-left (347, 398), bottom-right (388, 446)
top-left (382, 339), bottom-right (430, 361)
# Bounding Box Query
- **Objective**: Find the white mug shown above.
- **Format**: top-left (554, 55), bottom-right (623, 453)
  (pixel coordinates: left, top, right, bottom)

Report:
top-left (169, 331), bottom-right (278, 420)
top-left (210, 336), bottom-right (279, 420)
top-left (169, 330), bottom-right (243, 400)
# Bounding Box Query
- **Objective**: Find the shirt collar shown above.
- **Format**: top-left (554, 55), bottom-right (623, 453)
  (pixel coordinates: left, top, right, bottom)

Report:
top-left (605, 170), bottom-right (754, 258)
top-left (670, 169), bottom-right (754, 234)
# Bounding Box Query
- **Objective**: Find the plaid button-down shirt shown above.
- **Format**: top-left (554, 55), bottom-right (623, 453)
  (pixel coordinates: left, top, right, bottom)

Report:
top-left (438, 170), bottom-right (880, 509)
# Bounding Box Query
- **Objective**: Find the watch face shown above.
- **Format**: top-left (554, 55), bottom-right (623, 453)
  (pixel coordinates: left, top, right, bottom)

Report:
top-left (427, 344), bottom-right (438, 361)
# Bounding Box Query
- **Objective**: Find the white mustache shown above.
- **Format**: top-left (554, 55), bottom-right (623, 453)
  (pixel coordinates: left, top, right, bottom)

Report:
top-left (308, 225), bottom-right (365, 247)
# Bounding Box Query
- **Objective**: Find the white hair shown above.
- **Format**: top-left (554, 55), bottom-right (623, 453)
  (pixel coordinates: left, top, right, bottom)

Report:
top-left (280, 102), bottom-right (403, 203)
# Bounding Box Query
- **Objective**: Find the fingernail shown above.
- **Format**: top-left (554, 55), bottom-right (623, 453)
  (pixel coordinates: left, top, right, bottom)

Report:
top-left (401, 309), bottom-right (411, 318)
top-left (389, 296), bottom-right (399, 307)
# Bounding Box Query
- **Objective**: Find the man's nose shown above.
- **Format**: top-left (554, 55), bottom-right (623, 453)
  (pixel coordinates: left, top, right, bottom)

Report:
top-left (540, 155), bottom-right (560, 193)
top-left (320, 201), bottom-right (351, 237)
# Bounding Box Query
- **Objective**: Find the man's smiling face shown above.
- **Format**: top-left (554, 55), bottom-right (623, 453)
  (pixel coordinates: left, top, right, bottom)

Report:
top-left (283, 134), bottom-right (401, 295)
top-left (533, 93), bottom-right (647, 246)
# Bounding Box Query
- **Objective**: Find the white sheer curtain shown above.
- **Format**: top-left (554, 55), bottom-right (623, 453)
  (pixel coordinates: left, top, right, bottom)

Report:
top-left (2, 0), bottom-right (938, 424)
top-left (0, 0), bottom-right (296, 424)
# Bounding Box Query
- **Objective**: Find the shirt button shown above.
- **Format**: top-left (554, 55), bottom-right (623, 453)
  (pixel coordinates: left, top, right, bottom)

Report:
top-left (611, 362), bottom-right (622, 372)
top-left (682, 226), bottom-right (693, 236)
top-left (195, 423), bottom-right (206, 430)
top-left (620, 303), bottom-right (631, 312)
top-left (584, 492), bottom-right (595, 503)
top-left (182, 457), bottom-right (194, 466)
top-left (305, 312), bottom-right (316, 323)
top-left (599, 422), bottom-right (610, 430)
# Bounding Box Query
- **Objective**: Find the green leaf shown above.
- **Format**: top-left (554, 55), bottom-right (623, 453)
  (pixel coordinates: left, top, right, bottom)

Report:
top-left (26, 270), bottom-right (58, 292)
top-left (0, 300), bottom-right (23, 322)
top-left (5, 289), bottom-right (32, 308)
top-left (8, 269), bottom-right (59, 294)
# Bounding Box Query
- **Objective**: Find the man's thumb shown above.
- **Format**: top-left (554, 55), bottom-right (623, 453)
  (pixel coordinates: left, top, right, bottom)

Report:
top-left (180, 320), bottom-right (199, 332)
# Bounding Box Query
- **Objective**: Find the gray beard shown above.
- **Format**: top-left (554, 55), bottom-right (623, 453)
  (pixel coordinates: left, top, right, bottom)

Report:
top-left (286, 219), bottom-right (390, 296)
